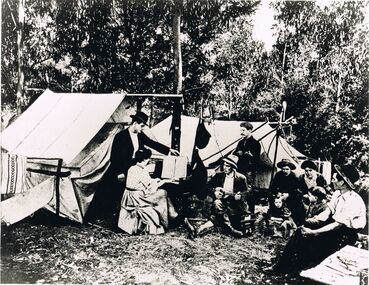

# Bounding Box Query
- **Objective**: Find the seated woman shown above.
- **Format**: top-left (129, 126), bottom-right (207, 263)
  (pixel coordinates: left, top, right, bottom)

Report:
top-left (298, 160), bottom-right (328, 194)
top-left (118, 148), bottom-right (178, 235)
top-left (269, 159), bottom-right (305, 226)
top-left (298, 160), bottom-right (328, 214)
top-left (263, 194), bottom-right (297, 239)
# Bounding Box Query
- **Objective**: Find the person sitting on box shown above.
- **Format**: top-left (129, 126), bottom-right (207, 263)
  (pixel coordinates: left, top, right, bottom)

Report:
top-left (184, 155), bottom-right (251, 238)
top-left (118, 148), bottom-right (178, 235)
top-left (264, 194), bottom-right (297, 239)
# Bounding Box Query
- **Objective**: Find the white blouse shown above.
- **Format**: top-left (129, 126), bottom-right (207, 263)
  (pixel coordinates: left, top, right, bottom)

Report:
top-left (126, 165), bottom-right (158, 195)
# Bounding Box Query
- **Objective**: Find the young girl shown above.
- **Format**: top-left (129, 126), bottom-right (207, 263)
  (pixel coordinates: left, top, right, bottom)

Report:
top-left (264, 194), bottom-right (297, 239)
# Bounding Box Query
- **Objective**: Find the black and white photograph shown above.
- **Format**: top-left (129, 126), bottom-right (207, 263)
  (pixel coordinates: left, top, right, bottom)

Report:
top-left (1, 0), bottom-right (369, 284)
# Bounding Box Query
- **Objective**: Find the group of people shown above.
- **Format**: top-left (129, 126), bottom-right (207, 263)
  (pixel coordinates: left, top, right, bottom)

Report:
top-left (265, 158), bottom-right (329, 238)
top-left (272, 163), bottom-right (366, 273)
top-left (106, 111), bottom-right (367, 275)
top-left (108, 111), bottom-right (179, 234)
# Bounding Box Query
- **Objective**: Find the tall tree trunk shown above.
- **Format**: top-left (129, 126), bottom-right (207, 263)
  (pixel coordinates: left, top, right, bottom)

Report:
top-left (16, 0), bottom-right (25, 115)
top-left (281, 42), bottom-right (287, 85)
top-left (335, 47), bottom-right (342, 113)
top-left (171, 0), bottom-right (182, 151)
top-left (335, 73), bottom-right (342, 113)
top-left (228, 85), bottom-right (232, 119)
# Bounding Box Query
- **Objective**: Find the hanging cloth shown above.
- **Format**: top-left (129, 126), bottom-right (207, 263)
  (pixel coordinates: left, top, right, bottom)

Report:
top-left (1, 153), bottom-right (27, 195)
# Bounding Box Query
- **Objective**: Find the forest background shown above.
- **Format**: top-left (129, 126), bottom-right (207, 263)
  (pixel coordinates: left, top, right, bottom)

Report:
top-left (1, 0), bottom-right (368, 172)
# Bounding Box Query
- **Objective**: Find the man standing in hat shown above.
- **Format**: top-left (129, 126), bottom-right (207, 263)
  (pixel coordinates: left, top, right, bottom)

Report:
top-left (269, 158), bottom-right (304, 225)
top-left (184, 155), bottom-right (249, 238)
top-left (91, 111), bottom-right (179, 224)
top-left (233, 121), bottom-right (261, 213)
top-left (272, 164), bottom-right (366, 274)
top-left (110, 111), bottom-right (179, 184)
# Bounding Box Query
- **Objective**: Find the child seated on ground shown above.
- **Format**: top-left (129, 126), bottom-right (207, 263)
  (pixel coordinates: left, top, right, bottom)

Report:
top-left (263, 194), bottom-right (297, 239)
top-left (304, 186), bottom-right (329, 229)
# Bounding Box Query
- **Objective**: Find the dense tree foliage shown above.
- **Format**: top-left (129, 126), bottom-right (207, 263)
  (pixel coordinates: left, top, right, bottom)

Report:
top-left (1, 0), bottom-right (257, 116)
top-left (1, 0), bottom-right (368, 170)
top-left (271, 1), bottom-right (369, 171)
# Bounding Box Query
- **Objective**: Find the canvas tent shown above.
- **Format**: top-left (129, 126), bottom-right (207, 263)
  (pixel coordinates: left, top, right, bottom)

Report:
top-left (150, 115), bottom-right (331, 189)
top-left (1, 93), bottom-right (330, 225)
top-left (1, 89), bottom-right (137, 225)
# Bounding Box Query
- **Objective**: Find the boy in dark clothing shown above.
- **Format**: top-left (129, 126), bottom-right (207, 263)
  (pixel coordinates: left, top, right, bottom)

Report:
top-left (304, 186), bottom-right (329, 229)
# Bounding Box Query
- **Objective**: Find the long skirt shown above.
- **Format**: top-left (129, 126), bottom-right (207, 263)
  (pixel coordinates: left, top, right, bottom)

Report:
top-left (118, 189), bottom-right (177, 235)
top-left (274, 226), bottom-right (358, 273)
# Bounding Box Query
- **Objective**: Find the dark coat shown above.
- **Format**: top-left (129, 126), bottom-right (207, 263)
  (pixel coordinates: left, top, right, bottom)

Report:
top-left (208, 171), bottom-right (249, 217)
top-left (110, 128), bottom-right (170, 178)
top-left (270, 171), bottom-right (300, 198)
top-left (269, 171), bottom-right (305, 225)
top-left (297, 173), bottom-right (327, 195)
top-left (233, 135), bottom-right (261, 173)
top-left (267, 205), bottom-right (292, 220)
top-left (208, 171), bottom-right (248, 195)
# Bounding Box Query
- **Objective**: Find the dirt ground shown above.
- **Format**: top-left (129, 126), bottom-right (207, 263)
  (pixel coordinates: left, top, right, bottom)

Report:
top-left (0, 208), bottom-right (321, 285)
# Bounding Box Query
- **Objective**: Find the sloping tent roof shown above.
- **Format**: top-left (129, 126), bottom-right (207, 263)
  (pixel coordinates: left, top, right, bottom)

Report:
top-left (1, 89), bottom-right (131, 225)
top-left (1, 89), bottom-right (128, 164)
top-left (150, 115), bottom-right (306, 168)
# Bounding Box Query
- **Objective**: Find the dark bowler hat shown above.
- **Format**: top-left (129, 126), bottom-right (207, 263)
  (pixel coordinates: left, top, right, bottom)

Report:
top-left (334, 164), bottom-right (360, 190)
top-left (301, 160), bottom-right (317, 171)
top-left (276, 158), bottom-right (296, 170)
top-left (130, 111), bottom-right (149, 125)
top-left (223, 155), bottom-right (239, 170)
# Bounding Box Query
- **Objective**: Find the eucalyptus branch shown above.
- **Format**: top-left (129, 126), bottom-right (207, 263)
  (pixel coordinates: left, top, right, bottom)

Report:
top-left (6, 0), bottom-right (17, 29)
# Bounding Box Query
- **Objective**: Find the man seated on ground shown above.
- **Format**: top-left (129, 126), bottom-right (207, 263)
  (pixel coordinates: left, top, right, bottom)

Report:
top-left (184, 155), bottom-right (251, 238)
top-left (272, 164), bottom-right (366, 274)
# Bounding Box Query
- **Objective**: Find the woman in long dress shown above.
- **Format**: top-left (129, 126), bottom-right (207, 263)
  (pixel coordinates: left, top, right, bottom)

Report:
top-left (118, 148), bottom-right (178, 235)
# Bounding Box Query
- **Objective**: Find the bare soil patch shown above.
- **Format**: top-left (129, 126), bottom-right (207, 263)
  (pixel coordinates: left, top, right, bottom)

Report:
top-left (1, 209), bottom-right (318, 284)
